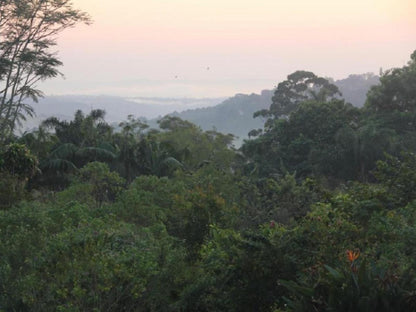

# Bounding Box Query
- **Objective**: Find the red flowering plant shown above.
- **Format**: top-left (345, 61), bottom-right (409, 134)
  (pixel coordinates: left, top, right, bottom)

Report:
top-left (346, 249), bottom-right (360, 273)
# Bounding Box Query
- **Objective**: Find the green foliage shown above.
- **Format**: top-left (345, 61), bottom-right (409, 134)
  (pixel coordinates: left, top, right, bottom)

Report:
top-left (21, 220), bottom-right (160, 311)
top-left (113, 115), bottom-right (149, 181)
top-left (0, 171), bottom-right (27, 209)
top-left (0, 144), bottom-right (38, 208)
top-left (18, 126), bottom-right (59, 160)
top-left (373, 152), bottom-right (416, 206)
top-left (36, 110), bottom-right (117, 189)
top-left (180, 226), bottom-right (295, 312)
top-left (158, 116), bottom-right (196, 131)
top-left (0, 201), bottom-right (188, 311)
top-left (138, 138), bottom-right (184, 177)
top-left (116, 174), bottom-right (234, 259)
top-left (271, 185), bottom-right (416, 311)
top-left (280, 256), bottom-right (414, 312)
top-left (170, 184), bottom-right (229, 258)
top-left (156, 116), bottom-right (236, 172)
top-left (237, 174), bottom-right (329, 227)
top-left (4, 51), bottom-right (416, 312)
top-left (0, 0), bottom-right (90, 139)
top-left (366, 50), bottom-right (416, 113)
top-left (115, 175), bottom-right (182, 227)
top-left (42, 109), bottom-right (112, 148)
top-left (54, 162), bottom-right (124, 209)
top-left (254, 70), bottom-right (341, 129)
top-left (244, 100), bottom-right (361, 180)
top-left (1, 143), bottom-right (38, 179)
top-left (78, 162), bottom-right (125, 207)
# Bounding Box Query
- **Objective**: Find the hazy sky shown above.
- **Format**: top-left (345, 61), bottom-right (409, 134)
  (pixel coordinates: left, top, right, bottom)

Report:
top-left (40, 0), bottom-right (416, 97)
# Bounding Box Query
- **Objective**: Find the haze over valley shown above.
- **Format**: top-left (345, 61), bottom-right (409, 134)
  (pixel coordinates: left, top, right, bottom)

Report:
top-left (24, 73), bottom-right (380, 145)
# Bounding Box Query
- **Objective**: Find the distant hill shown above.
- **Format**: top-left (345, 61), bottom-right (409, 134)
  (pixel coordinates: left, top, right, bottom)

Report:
top-left (168, 74), bottom-right (380, 145)
top-left (30, 95), bottom-right (225, 121)
top-left (333, 73), bottom-right (380, 107)
top-left (21, 95), bottom-right (224, 132)
top-left (20, 73), bottom-right (379, 144)
top-left (170, 90), bottom-right (273, 145)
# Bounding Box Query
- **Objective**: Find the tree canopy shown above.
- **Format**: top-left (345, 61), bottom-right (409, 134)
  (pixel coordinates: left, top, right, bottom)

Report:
top-left (254, 70), bottom-right (342, 130)
top-left (365, 51), bottom-right (416, 113)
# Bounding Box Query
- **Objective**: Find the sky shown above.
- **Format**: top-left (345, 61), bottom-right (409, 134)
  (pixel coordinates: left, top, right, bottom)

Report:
top-left (40, 0), bottom-right (416, 98)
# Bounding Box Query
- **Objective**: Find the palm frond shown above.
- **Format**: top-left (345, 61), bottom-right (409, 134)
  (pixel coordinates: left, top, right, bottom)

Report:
top-left (40, 158), bottom-right (77, 172)
top-left (50, 143), bottom-right (77, 159)
top-left (76, 146), bottom-right (116, 160)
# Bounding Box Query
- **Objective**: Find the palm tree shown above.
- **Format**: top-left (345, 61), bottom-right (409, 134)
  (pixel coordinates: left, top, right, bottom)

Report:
top-left (37, 110), bottom-right (117, 188)
top-left (139, 138), bottom-right (183, 177)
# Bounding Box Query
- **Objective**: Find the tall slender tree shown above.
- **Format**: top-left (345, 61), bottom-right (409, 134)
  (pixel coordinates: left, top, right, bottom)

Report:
top-left (0, 0), bottom-right (90, 141)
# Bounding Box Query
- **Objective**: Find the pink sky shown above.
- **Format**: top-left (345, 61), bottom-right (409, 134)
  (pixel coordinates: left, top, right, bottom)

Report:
top-left (41, 0), bottom-right (416, 97)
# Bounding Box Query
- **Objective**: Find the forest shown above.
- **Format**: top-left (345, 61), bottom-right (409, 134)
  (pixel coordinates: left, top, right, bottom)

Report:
top-left (0, 50), bottom-right (415, 311)
top-left (2, 1), bottom-right (416, 311)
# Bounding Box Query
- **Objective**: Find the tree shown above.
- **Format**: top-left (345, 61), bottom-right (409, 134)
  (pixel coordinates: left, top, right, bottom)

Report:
top-left (78, 161), bottom-right (125, 208)
top-left (37, 110), bottom-right (116, 189)
top-left (365, 50), bottom-right (416, 113)
top-left (1, 142), bottom-right (38, 179)
top-left (42, 109), bottom-right (112, 147)
top-left (0, 0), bottom-right (90, 141)
top-left (254, 70), bottom-right (341, 130)
top-left (113, 115), bottom-right (149, 182)
top-left (0, 143), bottom-right (38, 208)
top-left (138, 138), bottom-right (183, 177)
top-left (244, 100), bottom-right (360, 180)
top-left (373, 152), bottom-right (416, 207)
top-left (157, 116), bottom-right (236, 172)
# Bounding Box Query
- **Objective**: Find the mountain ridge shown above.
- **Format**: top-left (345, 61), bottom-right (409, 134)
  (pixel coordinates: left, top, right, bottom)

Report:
top-left (23, 73), bottom-right (380, 145)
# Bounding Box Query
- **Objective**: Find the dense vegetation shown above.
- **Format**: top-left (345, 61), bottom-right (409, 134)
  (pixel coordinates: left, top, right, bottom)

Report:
top-left (25, 74), bottom-right (377, 147)
top-left (1, 15), bottom-right (416, 309)
top-left (24, 74), bottom-right (379, 147)
top-left (167, 74), bottom-right (378, 146)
